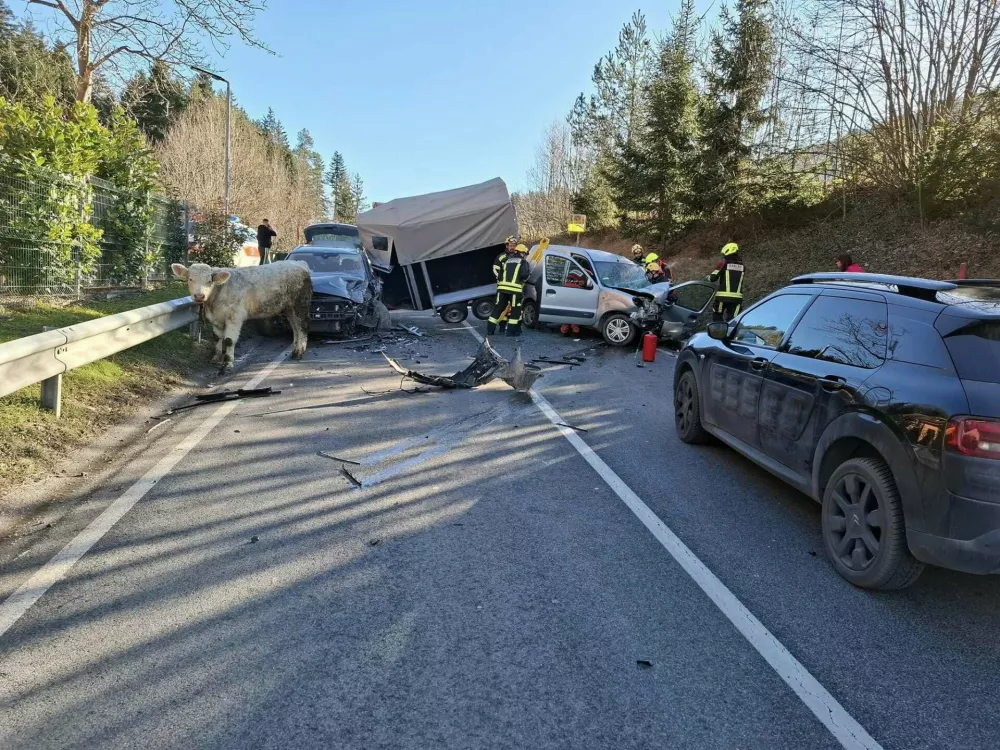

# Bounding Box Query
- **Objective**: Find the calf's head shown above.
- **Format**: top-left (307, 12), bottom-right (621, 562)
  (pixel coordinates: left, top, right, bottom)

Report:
top-left (171, 263), bottom-right (232, 304)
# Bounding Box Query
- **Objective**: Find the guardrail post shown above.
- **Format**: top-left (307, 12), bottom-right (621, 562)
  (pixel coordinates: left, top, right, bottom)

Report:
top-left (189, 319), bottom-right (201, 342)
top-left (41, 374), bottom-right (62, 418)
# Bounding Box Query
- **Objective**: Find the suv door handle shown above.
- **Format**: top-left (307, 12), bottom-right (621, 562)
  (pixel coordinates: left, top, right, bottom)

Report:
top-left (545, 289), bottom-right (556, 295)
top-left (820, 375), bottom-right (846, 392)
top-left (750, 357), bottom-right (769, 371)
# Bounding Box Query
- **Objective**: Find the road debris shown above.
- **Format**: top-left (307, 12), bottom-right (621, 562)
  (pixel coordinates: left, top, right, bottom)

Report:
top-left (250, 535), bottom-right (259, 544)
top-left (393, 324), bottom-right (426, 338)
top-left (318, 451), bottom-right (362, 465)
top-left (636, 660), bottom-right (653, 670)
top-left (369, 538), bottom-right (382, 547)
top-left (382, 339), bottom-right (541, 392)
top-left (145, 418), bottom-right (172, 435)
top-left (555, 422), bottom-right (589, 433)
top-left (161, 387), bottom-right (281, 416)
top-left (341, 466), bottom-right (363, 488)
top-left (533, 357), bottom-right (583, 367)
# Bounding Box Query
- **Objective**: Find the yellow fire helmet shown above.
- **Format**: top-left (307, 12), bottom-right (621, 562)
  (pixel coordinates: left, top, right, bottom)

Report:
top-left (631, 244), bottom-right (644, 258)
top-left (514, 244), bottom-right (529, 254)
top-left (505, 235), bottom-right (517, 246)
top-left (644, 252), bottom-right (660, 264)
top-left (721, 242), bottom-right (739, 256)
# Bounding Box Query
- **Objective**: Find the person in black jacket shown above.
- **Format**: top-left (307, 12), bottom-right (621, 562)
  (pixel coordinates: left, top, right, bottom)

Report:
top-left (257, 219), bottom-right (277, 263)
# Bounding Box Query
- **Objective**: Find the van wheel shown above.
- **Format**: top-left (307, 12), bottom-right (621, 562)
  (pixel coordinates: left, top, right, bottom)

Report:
top-left (440, 304), bottom-right (468, 324)
top-left (674, 370), bottom-right (710, 444)
top-left (472, 297), bottom-right (495, 321)
top-left (601, 313), bottom-right (635, 346)
top-left (521, 299), bottom-right (538, 329)
top-left (821, 458), bottom-right (925, 590)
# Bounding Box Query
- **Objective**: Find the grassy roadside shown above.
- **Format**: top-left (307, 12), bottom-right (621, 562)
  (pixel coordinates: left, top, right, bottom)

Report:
top-left (0, 284), bottom-right (211, 493)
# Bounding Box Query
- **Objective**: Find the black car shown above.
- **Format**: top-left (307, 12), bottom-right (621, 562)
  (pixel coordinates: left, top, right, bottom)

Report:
top-left (285, 244), bottom-right (386, 336)
top-left (673, 273), bottom-right (1000, 589)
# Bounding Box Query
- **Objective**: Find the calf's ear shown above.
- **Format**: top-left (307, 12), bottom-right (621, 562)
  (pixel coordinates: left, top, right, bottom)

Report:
top-left (171, 263), bottom-right (188, 279)
top-left (212, 270), bottom-right (232, 285)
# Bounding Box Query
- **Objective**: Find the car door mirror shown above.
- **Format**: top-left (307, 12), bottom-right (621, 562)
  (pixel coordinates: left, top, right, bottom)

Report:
top-left (707, 321), bottom-right (730, 341)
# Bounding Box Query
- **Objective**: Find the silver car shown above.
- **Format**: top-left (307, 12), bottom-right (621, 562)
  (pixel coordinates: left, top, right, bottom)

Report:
top-left (520, 245), bottom-right (716, 346)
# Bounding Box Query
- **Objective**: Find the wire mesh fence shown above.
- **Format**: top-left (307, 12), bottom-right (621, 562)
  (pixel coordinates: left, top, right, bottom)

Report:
top-left (0, 156), bottom-right (191, 303)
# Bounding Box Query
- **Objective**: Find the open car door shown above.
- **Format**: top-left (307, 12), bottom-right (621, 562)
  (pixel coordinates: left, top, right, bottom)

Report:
top-left (660, 281), bottom-right (717, 341)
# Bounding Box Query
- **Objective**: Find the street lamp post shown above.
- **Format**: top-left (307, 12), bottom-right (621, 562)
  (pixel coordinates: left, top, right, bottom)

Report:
top-left (191, 66), bottom-right (231, 217)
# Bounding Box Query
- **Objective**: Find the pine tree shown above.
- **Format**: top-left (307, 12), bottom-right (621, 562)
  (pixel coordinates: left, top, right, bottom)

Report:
top-left (256, 107), bottom-right (289, 150)
top-left (698, 0), bottom-right (774, 219)
top-left (567, 11), bottom-right (653, 229)
top-left (0, 3), bottom-right (77, 106)
top-left (294, 128), bottom-right (327, 220)
top-left (325, 151), bottom-right (351, 220)
top-left (349, 173), bottom-right (368, 218)
top-left (122, 61), bottom-right (189, 143)
top-left (613, 0), bottom-right (702, 243)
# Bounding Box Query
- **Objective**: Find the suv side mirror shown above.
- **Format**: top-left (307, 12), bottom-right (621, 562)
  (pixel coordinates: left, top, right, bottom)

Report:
top-left (707, 321), bottom-right (730, 341)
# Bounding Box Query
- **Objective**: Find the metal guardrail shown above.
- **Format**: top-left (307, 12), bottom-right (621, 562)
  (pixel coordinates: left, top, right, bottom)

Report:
top-left (0, 297), bottom-right (198, 418)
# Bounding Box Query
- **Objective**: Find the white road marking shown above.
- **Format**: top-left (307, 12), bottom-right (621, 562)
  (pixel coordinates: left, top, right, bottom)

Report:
top-left (0, 347), bottom-right (292, 640)
top-left (462, 322), bottom-right (882, 750)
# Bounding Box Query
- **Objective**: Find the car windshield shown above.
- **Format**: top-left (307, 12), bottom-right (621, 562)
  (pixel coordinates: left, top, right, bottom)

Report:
top-left (291, 251), bottom-right (364, 274)
top-left (593, 260), bottom-right (651, 290)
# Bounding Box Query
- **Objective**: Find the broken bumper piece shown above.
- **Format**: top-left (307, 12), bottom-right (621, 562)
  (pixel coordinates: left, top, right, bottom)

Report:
top-left (382, 339), bottom-right (541, 392)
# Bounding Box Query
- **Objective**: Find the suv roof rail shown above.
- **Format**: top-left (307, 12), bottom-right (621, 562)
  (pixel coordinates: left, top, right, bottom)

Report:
top-left (949, 279), bottom-right (1000, 287)
top-left (791, 272), bottom-right (957, 301)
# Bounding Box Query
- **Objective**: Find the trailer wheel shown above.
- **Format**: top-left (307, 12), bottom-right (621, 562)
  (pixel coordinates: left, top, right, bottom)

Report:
top-left (472, 297), bottom-right (495, 321)
top-left (440, 304), bottom-right (468, 324)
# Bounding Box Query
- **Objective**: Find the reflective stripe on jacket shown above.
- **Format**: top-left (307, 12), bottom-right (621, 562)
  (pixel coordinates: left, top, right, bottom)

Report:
top-left (497, 256), bottom-right (529, 293)
top-left (710, 259), bottom-right (744, 299)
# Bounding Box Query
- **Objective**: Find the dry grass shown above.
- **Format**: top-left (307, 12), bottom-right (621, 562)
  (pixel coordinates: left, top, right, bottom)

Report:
top-left (0, 284), bottom-right (212, 494)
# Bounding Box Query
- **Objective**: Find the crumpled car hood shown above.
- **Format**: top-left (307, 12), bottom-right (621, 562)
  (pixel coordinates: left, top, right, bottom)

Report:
top-left (612, 281), bottom-right (673, 303)
top-left (311, 272), bottom-right (368, 304)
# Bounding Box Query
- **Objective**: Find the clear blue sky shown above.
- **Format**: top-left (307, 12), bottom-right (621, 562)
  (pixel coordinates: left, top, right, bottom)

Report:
top-left (21, 0), bottom-right (713, 203)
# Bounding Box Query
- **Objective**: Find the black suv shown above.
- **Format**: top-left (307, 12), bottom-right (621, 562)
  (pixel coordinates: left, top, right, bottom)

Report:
top-left (673, 273), bottom-right (1000, 589)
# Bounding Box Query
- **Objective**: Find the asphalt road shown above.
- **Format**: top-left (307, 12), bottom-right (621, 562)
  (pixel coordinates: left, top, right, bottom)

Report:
top-left (1, 312), bottom-right (998, 750)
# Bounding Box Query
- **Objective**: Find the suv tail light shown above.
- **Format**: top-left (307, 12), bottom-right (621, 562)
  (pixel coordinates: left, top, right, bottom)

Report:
top-left (945, 417), bottom-right (1000, 460)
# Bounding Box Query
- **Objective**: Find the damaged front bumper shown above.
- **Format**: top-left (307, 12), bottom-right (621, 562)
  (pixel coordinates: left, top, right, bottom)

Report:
top-left (309, 295), bottom-right (362, 334)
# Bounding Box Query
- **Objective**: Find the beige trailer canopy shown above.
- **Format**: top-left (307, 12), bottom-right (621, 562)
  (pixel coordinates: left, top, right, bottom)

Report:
top-left (357, 177), bottom-right (518, 267)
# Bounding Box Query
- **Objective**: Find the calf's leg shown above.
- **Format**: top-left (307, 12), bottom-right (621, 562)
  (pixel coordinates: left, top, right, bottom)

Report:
top-left (220, 312), bottom-right (247, 372)
top-left (288, 283), bottom-right (312, 359)
top-left (211, 325), bottom-right (225, 364)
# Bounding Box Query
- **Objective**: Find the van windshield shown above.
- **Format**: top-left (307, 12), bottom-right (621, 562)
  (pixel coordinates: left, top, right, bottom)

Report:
top-left (593, 260), bottom-right (651, 290)
top-left (943, 320), bottom-right (1000, 383)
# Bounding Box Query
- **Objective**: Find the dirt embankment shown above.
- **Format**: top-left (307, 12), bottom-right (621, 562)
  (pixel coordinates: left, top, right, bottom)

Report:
top-left (550, 200), bottom-right (1000, 305)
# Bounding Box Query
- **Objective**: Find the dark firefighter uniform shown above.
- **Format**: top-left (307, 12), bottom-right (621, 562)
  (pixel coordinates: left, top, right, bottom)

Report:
top-left (488, 244), bottom-right (531, 337)
top-left (708, 242), bottom-right (744, 322)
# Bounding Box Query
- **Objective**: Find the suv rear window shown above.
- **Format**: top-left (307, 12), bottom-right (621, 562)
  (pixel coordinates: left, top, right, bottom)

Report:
top-left (943, 320), bottom-right (1000, 383)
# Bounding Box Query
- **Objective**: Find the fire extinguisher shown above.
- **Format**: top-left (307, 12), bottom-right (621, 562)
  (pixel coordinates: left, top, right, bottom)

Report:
top-left (642, 332), bottom-right (658, 362)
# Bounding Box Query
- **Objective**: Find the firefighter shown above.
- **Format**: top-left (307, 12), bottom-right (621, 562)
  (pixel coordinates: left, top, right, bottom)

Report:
top-left (489, 237), bottom-right (518, 334)
top-left (488, 243), bottom-right (531, 337)
top-left (707, 242), bottom-right (744, 322)
top-left (644, 252), bottom-right (671, 283)
top-left (631, 244), bottom-right (645, 265)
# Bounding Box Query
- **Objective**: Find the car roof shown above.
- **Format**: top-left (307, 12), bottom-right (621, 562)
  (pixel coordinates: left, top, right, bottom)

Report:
top-left (305, 222), bottom-right (358, 231)
top-left (289, 244), bottom-right (360, 255)
top-left (788, 273), bottom-right (1000, 318)
top-left (539, 244), bottom-right (631, 263)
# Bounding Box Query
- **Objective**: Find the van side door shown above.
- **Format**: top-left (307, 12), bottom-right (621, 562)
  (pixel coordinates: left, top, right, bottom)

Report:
top-left (538, 254), bottom-right (600, 326)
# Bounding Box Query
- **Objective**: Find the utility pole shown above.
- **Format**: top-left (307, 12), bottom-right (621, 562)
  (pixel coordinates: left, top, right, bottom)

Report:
top-left (191, 66), bottom-right (231, 217)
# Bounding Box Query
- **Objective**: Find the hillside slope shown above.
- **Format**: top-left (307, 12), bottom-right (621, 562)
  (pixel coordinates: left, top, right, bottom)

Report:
top-left (552, 203), bottom-right (1000, 305)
